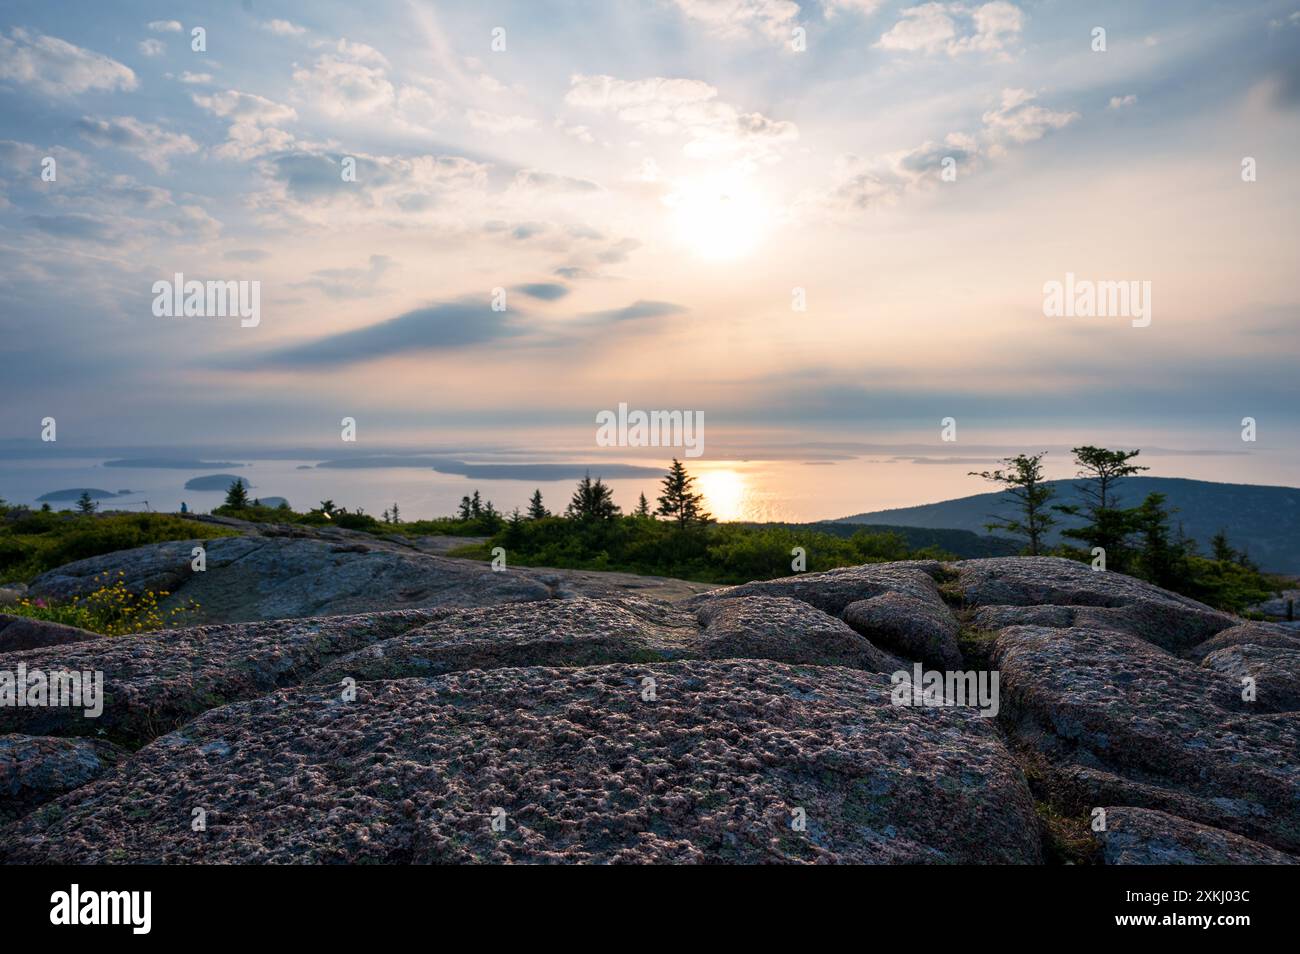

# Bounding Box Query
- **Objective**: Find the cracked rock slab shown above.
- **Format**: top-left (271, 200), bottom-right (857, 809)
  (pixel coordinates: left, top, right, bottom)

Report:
top-left (309, 597), bottom-right (697, 684)
top-left (994, 624), bottom-right (1300, 853)
top-left (0, 609), bottom-right (445, 748)
top-left (0, 660), bottom-right (1043, 865)
top-left (1094, 807), bottom-right (1298, 865)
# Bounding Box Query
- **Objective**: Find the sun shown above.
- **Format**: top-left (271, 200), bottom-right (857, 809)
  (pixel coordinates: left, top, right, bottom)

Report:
top-left (667, 177), bottom-right (770, 262)
top-left (696, 468), bottom-right (748, 522)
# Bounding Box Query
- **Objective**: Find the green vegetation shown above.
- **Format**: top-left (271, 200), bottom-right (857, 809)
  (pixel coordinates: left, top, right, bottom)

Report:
top-left (0, 505), bottom-right (237, 584)
top-left (3, 571), bottom-right (199, 636)
top-left (970, 452), bottom-right (1056, 555)
top-left (979, 446), bottom-right (1283, 612)
top-left (441, 462), bottom-right (952, 584)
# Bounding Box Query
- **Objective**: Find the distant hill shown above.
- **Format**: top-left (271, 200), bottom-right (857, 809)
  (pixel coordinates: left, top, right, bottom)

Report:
top-left (838, 477), bottom-right (1300, 573)
top-left (745, 522), bottom-right (1021, 559)
top-left (37, 488), bottom-right (120, 502)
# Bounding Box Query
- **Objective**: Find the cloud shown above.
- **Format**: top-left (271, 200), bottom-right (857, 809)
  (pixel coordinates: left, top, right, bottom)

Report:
top-left (566, 74), bottom-right (797, 163)
top-left (256, 298), bottom-right (525, 367)
top-left (825, 0), bottom-right (885, 15)
top-left (224, 249), bottom-right (270, 263)
top-left (666, 0), bottom-right (801, 41)
top-left (825, 86), bottom-right (1076, 212)
top-left (193, 89), bottom-right (297, 125)
top-left (178, 71), bottom-right (212, 85)
top-left (147, 20), bottom-right (182, 33)
top-left (580, 300), bottom-right (687, 324)
top-left (465, 109), bottom-right (538, 134)
top-left (75, 115), bottom-right (199, 172)
top-left (291, 38), bottom-right (445, 129)
top-left (829, 132), bottom-right (980, 210)
top-left (292, 254), bottom-right (394, 300)
top-left (981, 88), bottom-right (1079, 144)
top-left (1108, 94), bottom-right (1138, 110)
top-left (876, 2), bottom-right (1023, 57)
top-left (24, 213), bottom-right (115, 242)
top-left (262, 19), bottom-right (306, 37)
top-left (138, 39), bottom-right (165, 57)
top-left (0, 28), bottom-right (137, 97)
top-left (511, 169), bottom-right (601, 193)
top-left (192, 89), bottom-right (299, 159)
top-left (513, 282), bottom-right (571, 300)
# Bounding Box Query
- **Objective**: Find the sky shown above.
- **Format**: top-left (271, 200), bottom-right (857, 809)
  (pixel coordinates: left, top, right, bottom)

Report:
top-left (1, 0), bottom-right (1298, 469)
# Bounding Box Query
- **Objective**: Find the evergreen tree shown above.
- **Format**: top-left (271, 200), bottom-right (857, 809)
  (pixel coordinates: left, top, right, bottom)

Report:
top-left (1054, 446), bottom-right (1148, 570)
top-left (471, 490), bottom-right (483, 518)
top-left (567, 473), bottom-right (621, 520)
top-left (76, 491), bottom-right (98, 514)
top-left (224, 480), bottom-right (249, 509)
top-left (527, 489), bottom-right (549, 520)
top-left (1130, 493), bottom-right (1191, 590)
top-left (1210, 529), bottom-right (1236, 563)
top-left (391, 502), bottom-right (400, 524)
top-left (969, 453), bottom-right (1056, 555)
top-left (656, 459), bottom-right (711, 528)
top-left (458, 495), bottom-right (473, 521)
top-left (634, 492), bottom-right (652, 518)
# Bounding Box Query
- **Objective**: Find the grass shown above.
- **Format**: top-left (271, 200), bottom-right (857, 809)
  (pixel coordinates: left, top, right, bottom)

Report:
top-left (0, 509), bottom-right (236, 584)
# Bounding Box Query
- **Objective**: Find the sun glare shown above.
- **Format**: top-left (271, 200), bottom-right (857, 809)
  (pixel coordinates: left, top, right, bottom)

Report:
top-left (668, 178), bottom-right (769, 262)
top-left (696, 468), bottom-right (748, 521)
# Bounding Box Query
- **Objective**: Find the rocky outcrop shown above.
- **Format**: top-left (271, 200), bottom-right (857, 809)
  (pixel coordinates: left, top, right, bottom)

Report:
top-left (2, 555), bottom-right (1295, 865)
top-left (27, 525), bottom-right (713, 625)
top-left (1, 661), bottom-right (1041, 864)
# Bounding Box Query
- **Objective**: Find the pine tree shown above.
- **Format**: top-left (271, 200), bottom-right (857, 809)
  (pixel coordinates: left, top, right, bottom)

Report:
top-left (224, 480), bottom-right (249, 509)
top-left (1054, 446), bottom-right (1148, 570)
top-left (471, 490), bottom-right (483, 518)
top-left (458, 496), bottom-right (473, 521)
top-left (76, 491), bottom-right (98, 514)
top-left (635, 492), bottom-right (651, 518)
top-left (567, 473), bottom-right (621, 520)
top-left (527, 489), bottom-right (549, 520)
top-left (656, 459), bottom-right (710, 528)
top-left (969, 453), bottom-right (1056, 555)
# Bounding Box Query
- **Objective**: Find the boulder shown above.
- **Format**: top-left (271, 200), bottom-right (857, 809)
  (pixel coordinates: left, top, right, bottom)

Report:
top-left (692, 560), bottom-right (947, 617)
top-left (1200, 643), bottom-right (1300, 713)
top-left (958, 557), bottom-right (1236, 653)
